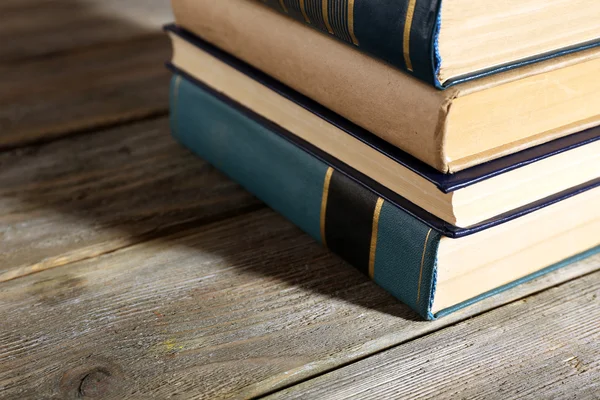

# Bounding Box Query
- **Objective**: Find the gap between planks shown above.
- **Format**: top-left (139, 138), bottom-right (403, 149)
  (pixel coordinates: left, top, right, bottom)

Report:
top-left (0, 33), bottom-right (172, 150)
top-left (0, 0), bottom-right (180, 280)
top-left (0, 202), bottom-right (266, 284)
top-left (0, 107), bottom-right (169, 154)
top-left (0, 0), bottom-right (174, 150)
top-left (0, 209), bottom-right (597, 399)
top-left (0, 117), bottom-right (263, 283)
top-left (0, 0), bottom-right (173, 63)
top-left (2, 3), bottom-right (599, 398)
top-left (264, 270), bottom-right (600, 400)
top-left (258, 268), bottom-right (600, 399)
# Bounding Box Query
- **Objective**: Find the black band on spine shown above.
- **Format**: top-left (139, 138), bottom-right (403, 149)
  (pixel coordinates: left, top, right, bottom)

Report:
top-left (325, 171), bottom-right (378, 275)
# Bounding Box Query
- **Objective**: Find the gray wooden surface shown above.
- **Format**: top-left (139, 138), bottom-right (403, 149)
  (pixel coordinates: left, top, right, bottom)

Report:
top-left (1, 1), bottom-right (598, 399)
top-left (267, 271), bottom-right (600, 400)
top-left (0, 0), bottom-right (171, 149)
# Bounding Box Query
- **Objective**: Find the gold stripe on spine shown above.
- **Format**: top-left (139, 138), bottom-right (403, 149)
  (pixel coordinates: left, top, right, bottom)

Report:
top-left (416, 228), bottom-right (433, 304)
top-left (348, 0), bottom-right (359, 45)
top-left (403, 0), bottom-right (417, 72)
top-left (322, 0), bottom-right (334, 34)
top-left (300, 0), bottom-right (311, 23)
top-left (368, 198), bottom-right (384, 279)
top-left (278, 0), bottom-right (288, 13)
top-left (320, 167), bottom-right (334, 247)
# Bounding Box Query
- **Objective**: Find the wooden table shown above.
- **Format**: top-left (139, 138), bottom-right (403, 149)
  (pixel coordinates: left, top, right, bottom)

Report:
top-left (1, 2), bottom-right (599, 399)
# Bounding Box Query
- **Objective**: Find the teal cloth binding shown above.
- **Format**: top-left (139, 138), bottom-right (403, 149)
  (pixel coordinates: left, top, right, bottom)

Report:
top-left (170, 73), bottom-right (599, 320)
top-left (171, 74), bottom-right (441, 319)
top-left (374, 202), bottom-right (441, 319)
top-left (171, 75), bottom-right (326, 242)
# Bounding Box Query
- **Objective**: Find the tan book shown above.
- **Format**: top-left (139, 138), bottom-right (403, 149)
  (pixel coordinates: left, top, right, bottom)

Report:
top-left (171, 0), bottom-right (600, 173)
top-left (167, 29), bottom-right (600, 228)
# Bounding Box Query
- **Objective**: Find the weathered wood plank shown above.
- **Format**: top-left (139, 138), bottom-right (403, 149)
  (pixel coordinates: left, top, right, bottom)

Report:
top-left (0, 118), bottom-right (260, 282)
top-left (267, 272), bottom-right (600, 400)
top-left (0, 0), bottom-right (172, 62)
top-left (0, 206), bottom-right (598, 398)
top-left (0, 34), bottom-right (171, 148)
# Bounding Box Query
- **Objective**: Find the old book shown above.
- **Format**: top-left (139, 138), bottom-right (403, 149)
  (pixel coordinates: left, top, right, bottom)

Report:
top-left (166, 26), bottom-right (600, 228)
top-left (168, 71), bottom-right (600, 319)
top-left (170, 0), bottom-right (600, 173)
top-left (256, 0), bottom-right (600, 87)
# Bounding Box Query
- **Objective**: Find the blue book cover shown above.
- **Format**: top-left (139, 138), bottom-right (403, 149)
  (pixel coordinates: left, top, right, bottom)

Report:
top-left (168, 72), bottom-right (600, 319)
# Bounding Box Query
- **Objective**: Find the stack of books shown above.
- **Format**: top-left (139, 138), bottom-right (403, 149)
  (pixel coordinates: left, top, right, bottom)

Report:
top-left (165, 0), bottom-right (600, 319)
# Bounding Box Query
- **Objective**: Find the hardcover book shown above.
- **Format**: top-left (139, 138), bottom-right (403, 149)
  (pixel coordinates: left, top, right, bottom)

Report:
top-left (166, 25), bottom-right (600, 230)
top-left (171, 0), bottom-right (600, 88)
top-left (169, 1), bottom-right (600, 173)
top-left (169, 72), bottom-right (600, 320)
top-left (255, 0), bottom-right (600, 87)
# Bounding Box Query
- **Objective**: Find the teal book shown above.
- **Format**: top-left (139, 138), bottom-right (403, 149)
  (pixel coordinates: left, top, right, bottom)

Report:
top-left (169, 73), bottom-right (600, 320)
top-left (255, 0), bottom-right (600, 87)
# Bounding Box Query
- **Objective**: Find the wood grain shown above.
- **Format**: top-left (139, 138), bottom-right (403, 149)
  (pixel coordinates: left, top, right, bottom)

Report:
top-left (2, 2), bottom-right (599, 399)
top-left (0, 0), bottom-right (172, 62)
top-left (0, 118), bottom-right (261, 282)
top-left (268, 271), bottom-right (600, 400)
top-left (0, 207), bottom-right (598, 398)
top-left (0, 34), bottom-right (171, 149)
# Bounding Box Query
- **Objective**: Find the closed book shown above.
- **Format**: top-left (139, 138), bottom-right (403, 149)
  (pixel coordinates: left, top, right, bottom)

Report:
top-left (255, 0), bottom-right (600, 87)
top-left (166, 25), bottom-right (600, 230)
top-left (168, 3), bottom-right (600, 172)
top-left (169, 72), bottom-right (600, 320)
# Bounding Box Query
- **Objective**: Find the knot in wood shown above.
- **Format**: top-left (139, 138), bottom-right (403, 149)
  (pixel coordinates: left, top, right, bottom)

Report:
top-left (78, 368), bottom-right (112, 398)
top-left (60, 358), bottom-right (127, 399)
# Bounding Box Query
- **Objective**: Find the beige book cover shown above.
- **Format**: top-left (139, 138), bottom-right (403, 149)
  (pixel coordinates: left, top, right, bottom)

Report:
top-left (171, 0), bottom-right (600, 173)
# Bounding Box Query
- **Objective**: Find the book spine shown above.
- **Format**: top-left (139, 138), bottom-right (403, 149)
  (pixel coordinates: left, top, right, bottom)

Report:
top-left (170, 74), bottom-right (442, 319)
top-left (171, 0), bottom-right (451, 173)
top-left (257, 0), bottom-right (440, 85)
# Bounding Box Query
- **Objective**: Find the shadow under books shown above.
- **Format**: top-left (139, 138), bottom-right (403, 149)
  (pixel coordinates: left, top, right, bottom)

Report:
top-left (3, 0), bottom-right (421, 322)
top-left (9, 126), bottom-right (421, 322)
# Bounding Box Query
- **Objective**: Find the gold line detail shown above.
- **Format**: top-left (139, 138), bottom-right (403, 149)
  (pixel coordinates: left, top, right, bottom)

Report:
top-left (300, 0), bottom-right (311, 23)
top-left (348, 0), bottom-right (359, 45)
top-left (403, 0), bottom-right (417, 72)
top-left (320, 167), bottom-right (334, 247)
top-left (368, 198), bottom-right (384, 279)
top-left (416, 228), bottom-right (433, 304)
top-left (322, 0), bottom-right (334, 34)
top-left (278, 0), bottom-right (288, 13)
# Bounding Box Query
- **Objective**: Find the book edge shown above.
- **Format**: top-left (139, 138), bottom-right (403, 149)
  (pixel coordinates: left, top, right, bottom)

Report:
top-left (433, 245), bottom-right (600, 318)
top-left (170, 73), bottom-right (442, 319)
top-left (165, 24), bottom-right (600, 193)
top-left (165, 58), bottom-right (600, 239)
